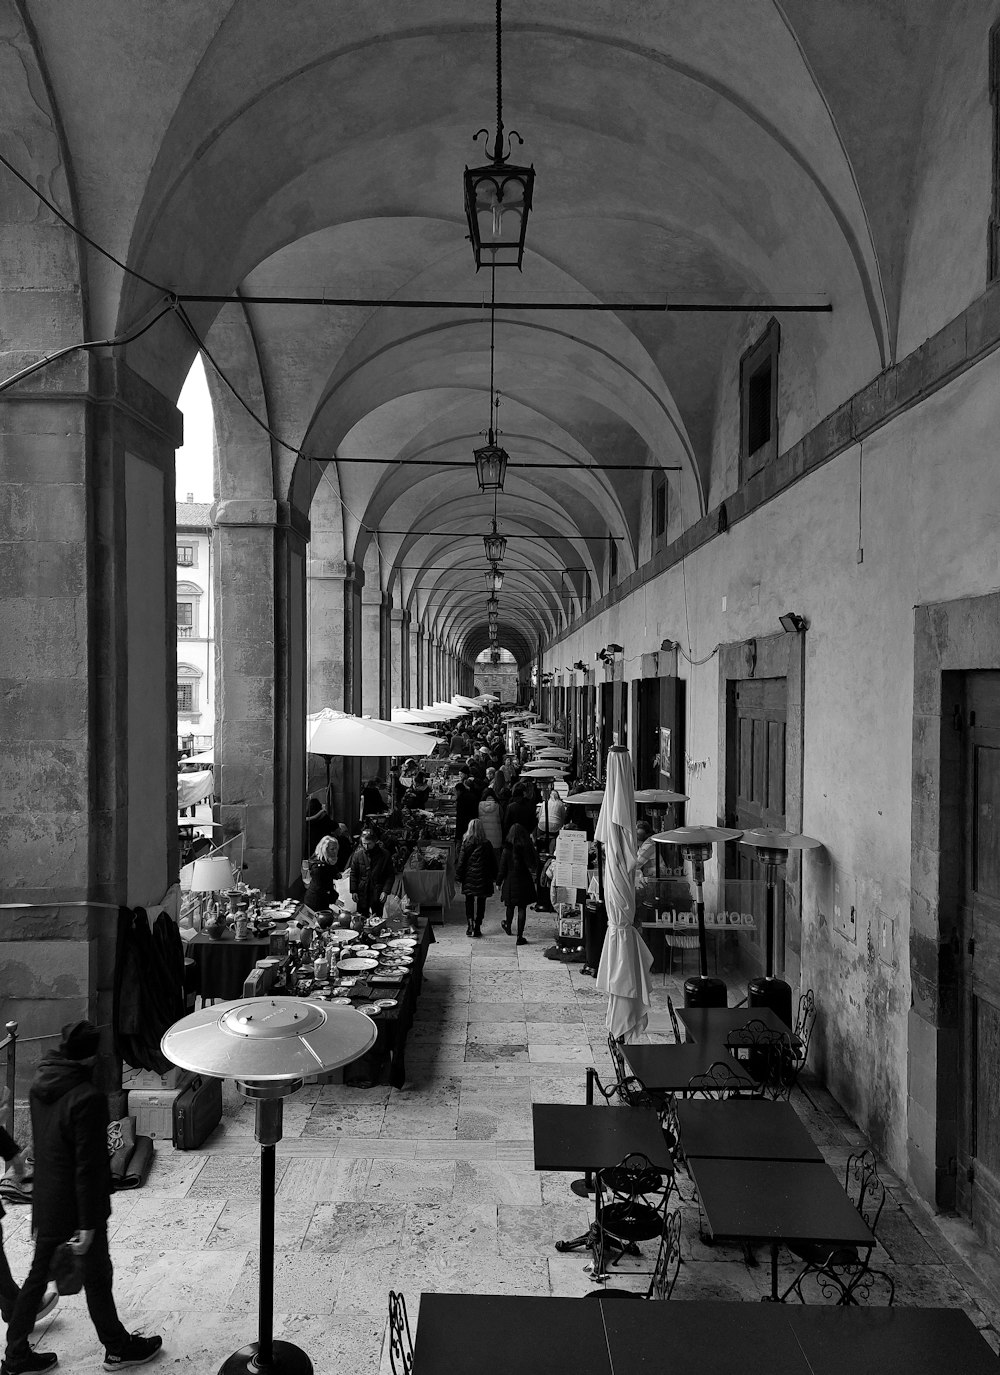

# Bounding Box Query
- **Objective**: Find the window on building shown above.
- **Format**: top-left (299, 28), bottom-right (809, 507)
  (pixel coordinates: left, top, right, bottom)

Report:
top-left (177, 544), bottom-right (196, 566)
top-left (177, 682), bottom-right (195, 712)
top-left (177, 663), bottom-right (202, 716)
top-left (177, 600), bottom-right (194, 638)
top-left (652, 472), bottom-right (667, 550)
top-left (739, 317), bottom-right (780, 482)
top-left (609, 537), bottom-right (618, 586)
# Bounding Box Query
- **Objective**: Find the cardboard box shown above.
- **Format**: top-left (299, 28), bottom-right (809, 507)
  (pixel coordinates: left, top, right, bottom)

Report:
top-left (122, 1064), bottom-right (188, 1092)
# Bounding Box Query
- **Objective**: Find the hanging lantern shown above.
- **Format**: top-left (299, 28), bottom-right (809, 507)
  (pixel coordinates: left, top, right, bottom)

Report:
top-left (490, 649), bottom-right (501, 665)
top-left (486, 594), bottom-right (500, 613)
top-left (484, 563), bottom-right (504, 592)
top-left (483, 517), bottom-right (507, 562)
top-left (474, 438), bottom-right (508, 492)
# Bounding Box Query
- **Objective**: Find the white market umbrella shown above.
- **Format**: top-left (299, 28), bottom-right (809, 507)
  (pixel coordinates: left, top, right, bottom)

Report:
top-left (594, 746), bottom-right (653, 1042)
top-left (394, 706), bottom-right (456, 722)
top-left (452, 694), bottom-right (481, 709)
top-left (308, 709), bottom-right (434, 815)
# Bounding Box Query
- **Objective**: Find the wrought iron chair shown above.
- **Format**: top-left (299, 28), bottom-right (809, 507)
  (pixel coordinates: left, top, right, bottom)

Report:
top-left (790, 989), bottom-right (817, 1097)
top-left (387, 1289), bottom-right (414, 1375)
top-left (583, 1207), bottom-right (683, 1300)
top-left (778, 1148), bottom-right (895, 1305)
top-left (667, 995), bottom-right (683, 1044)
top-left (586, 1153), bottom-right (675, 1282)
top-left (686, 1060), bottom-right (748, 1099)
top-left (607, 1033), bottom-right (672, 1116)
top-left (726, 1019), bottom-right (796, 1101)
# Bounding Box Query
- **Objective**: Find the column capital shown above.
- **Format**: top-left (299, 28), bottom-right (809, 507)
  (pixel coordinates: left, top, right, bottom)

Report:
top-left (390, 607), bottom-right (405, 624)
top-left (308, 557), bottom-right (350, 580)
top-left (213, 498), bottom-right (278, 527)
top-left (361, 585), bottom-right (385, 607)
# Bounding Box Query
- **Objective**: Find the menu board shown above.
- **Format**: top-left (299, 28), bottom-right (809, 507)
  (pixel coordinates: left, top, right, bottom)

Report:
top-left (553, 829), bottom-right (589, 890)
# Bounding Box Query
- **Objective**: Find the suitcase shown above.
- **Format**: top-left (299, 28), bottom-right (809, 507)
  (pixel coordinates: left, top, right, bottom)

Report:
top-left (172, 1073), bottom-right (223, 1150)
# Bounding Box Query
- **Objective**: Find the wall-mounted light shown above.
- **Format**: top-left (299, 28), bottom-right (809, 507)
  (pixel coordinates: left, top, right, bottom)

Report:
top-left (778, 612), bottom-right (808, 633)
top-left (573, 660), bottom-right (587, 671)
top-left (606, 642), bottom-right (623, 654)
top-left (660, 638), bottom-right (677, 652)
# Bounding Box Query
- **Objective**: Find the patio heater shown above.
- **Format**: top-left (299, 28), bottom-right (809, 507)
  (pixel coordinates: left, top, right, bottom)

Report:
top-left (739, 829), bottom-right (822, 1028)
top-left (162, 999), bottom-right (377, 1375)
top-left (634, 787), bottom-right (689, 880)
top-left (652, 824), bottom-right (743, 1007)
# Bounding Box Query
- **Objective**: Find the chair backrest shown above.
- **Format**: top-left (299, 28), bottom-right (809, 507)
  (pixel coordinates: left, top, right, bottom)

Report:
top-left (667, 995), bottom-right (682, 1044)
top-left (726, 1021), bottom-right (794, 1101)
top-left (649, 1208), bottom-right (683, 1300)
top-left (1, 1022), bottom-right (16, 1134)
top-left (598, 1151), bottom-right (666, 1208)
top-left (794, 989), bottom-right (817, 1062)
top-left (387, 1289), bottom-right (413, 1375)
top-left (607, 1033), bottom-right (628, 1084)
top-left (846, 1149), bottom-right (887, 1239)
top-left (686, 1061), bottom-right (747, 1098)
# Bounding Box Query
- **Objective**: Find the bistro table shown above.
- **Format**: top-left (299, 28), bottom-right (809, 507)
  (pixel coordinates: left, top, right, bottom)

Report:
top-left (187, 930), bottom-right (271, 1002)
top-left (622, 1041), bottom-right (756, 1094)
top-left (675, 1098), bottom-right (823, 1162)
top-left (412, 1296), bottom-right (998, 1375)
top-left (678, 1003), bottom-right (796, 1043)
top-left (687, 1156), bottom-right (875, 1301)
top-left (532, 1103), bottom-right (674, 1173)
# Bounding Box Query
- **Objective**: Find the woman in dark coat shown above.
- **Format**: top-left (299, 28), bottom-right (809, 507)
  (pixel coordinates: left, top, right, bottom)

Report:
top-left (497, 822), bottom-right (538, 945)
top-left (456, 818), bottom-right (498, 937)
top-left (302, 834), bottom-right (340, 913)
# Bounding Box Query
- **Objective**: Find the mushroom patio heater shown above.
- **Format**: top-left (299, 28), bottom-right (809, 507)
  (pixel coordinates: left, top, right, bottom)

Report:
top-left (162, 999), bottom-right (377, 1375)
top-left (652, 824), bottom-right (743, 1007)
top-left (739, 829), bottom-right (822, 1028)
top-left (634, 788), bottom-right (689, 880)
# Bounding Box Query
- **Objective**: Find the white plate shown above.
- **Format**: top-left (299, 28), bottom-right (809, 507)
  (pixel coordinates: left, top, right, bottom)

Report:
top-left (330, 997), bottom-right (352, 1005)
top-left (328, 929), bottom-right (359, 944)
top-left (388, 938), bottom-right (417, 949)
top-left (338, 956), bottom-right (379, 972)
top-left (370, 942), bottom-right (388, 950)
top-left (357, 1003), bottom-right (380, 1016)
top-left (394, 956), bottom-right (413, 967)
top-left (375, 998), bottom-right (398, 1008)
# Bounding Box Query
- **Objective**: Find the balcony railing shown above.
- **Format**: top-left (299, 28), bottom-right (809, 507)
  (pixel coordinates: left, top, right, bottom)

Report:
top-left (178, 625), bottom-right (195, 638)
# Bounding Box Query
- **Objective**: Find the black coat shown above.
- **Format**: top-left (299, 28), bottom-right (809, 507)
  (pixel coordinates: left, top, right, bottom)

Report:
top-left (29, 1052), bottom-right (112, 1237)
top-left (503, 798), bottom-right (537, 838)
top-left (0, 1125), bottom-right (21, 1221)
top-left (498, 838), bottom-right (538, 906)
top-left (350, 843), bottom-right (395, 908)
top-left (456, 838), bottom-right (498, 897)
top-left (454, 780), bottom-right (482, 841)
top-left (303, 857), bottom-right (338, 910)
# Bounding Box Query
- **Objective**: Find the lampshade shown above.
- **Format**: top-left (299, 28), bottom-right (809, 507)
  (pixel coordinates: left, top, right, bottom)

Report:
top-left (190, 856), bottom-right (234, 893)
top-left (474, 439), bottom-right (508, 492)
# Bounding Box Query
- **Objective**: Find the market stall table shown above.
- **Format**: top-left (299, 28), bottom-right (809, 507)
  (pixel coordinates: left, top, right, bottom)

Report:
top-left (622, 1041), bottom-right (756, 1095)
top-left (187, 930), bottom-right (271, 1002)
top-left (413, 1296), bottom-right (998, 1375)
top-left (340, 915), bottom-right (435, 1089)
top-left (675, 1098), bottom-right (823, 1162)
top-left (400, 865), bottom-right (455, 916)
top-left (687, 1156), bottom-right (875, 1301)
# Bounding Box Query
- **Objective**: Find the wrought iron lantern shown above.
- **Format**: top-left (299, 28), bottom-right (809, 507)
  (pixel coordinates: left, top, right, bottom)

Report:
top-left (483, 517), bottom-right (507, 562)
top-left (474, 436), bottom-right (508, 492)
top-left (463, 1), bottom-right (534, 270)
top-left (490, 649), bottom-right (501, 665)
top-left (484, 563), bottom-right (504, 592)
top-left (486, 594), bottom-right (500, 613)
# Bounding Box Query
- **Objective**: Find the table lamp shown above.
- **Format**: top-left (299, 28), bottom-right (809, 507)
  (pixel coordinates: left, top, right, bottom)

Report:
top-left (652, 824), bottom-right (743, 1008)
top-left (739, 829), bottom-right (822, 1027)
top-left (162, 999), bottom-right (377, 1375)
top-left (190, 855), bottom-right (236, 929)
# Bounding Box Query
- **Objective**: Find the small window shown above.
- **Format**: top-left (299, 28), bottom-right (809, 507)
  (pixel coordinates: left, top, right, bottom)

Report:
top-left (739, 318), bottom-right (780, 482)
top-left (652, 473), bottom-right (667, 550)
top-left (177, 544), bottom-right (195, 566)
top-left (177, 682), bottom-right (195, 713)
top-left (177, 601), bottom-right (193, 627)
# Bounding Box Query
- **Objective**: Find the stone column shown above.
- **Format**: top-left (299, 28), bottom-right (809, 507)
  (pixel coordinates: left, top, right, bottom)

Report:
top-left (214, 498), bottom-right (309, 896)
top-left (337, 562), bottom-right (364, 824)
top-left (306, 555), bottom-right (347, 816)
top-left (390, 608), bottom-right (405, 709)
top-left (379, 599), bottom-right (392, 720)
top-left (361, 586), bottom-right (382, 720)
top-left (409, 623), bottom-right (420, 706)
top-left (1, 358), bottom-right (180, 1078)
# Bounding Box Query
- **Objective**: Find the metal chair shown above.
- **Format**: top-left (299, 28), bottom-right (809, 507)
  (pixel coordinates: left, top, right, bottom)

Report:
top-left (387, 1289), bottom-right (414, 1375)
top-left (778, 1148), bottom-right (895, 1305)
top-left (607, 1034), bottom-right (671, 1116)
top-left (726, 1019), bottom-right (795, 1101)
top-left (587, 1153), bottom-right (675, 1282)
top-left (686, 1061), bottom-right (748, 1099)
top-left (790, 989), bottom-right (817, 1094)
top-left (0, 1022), bottom-right (16, 1134)
top-left (583, 1207), bottom-right (683, 1300)
top-left (666, 995), bottom-right (682, 1044)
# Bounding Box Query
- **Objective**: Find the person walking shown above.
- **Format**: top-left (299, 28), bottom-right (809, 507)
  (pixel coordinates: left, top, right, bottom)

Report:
top-left (349, 828), bottom-right (396, 919)
top-left (498, 823), bottom-right (538, 946)
top-left (477, 787), bottom-right (503, 858)
top-left (0, 1100), bottom-right (59, 1335)
top-left (453, 766), bottom-right (482, 848)
top-left (1, 1021), bottom-right (162, 1374)
top-left (456, 819), bottom-right (498, 937)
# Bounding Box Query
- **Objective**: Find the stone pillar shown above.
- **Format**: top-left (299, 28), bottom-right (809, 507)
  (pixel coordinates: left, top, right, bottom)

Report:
top-left (214, 498), bottom-right (308, 896)
top-left (306, 555), bottom-right (348, 817)
top-left (409, 623), bottom-right (420, 707)
top-left (361, 586), bottom-right (382, 720)
top-left (1, 358), bottom-right (180, 1079)
top-left (338, 562), bottom-right (364, 824)
top-left (379, 599), bottom-right (392, 720)
top-left (390, 608), bottom-right (405, 709)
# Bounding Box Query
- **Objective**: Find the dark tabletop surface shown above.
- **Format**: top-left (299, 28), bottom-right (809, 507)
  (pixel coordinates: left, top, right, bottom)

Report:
top-left (677, 1004), bottom-right (795, 1042)
top-left (622, 1041), bottom-right (755, 1093)
top-left (531, 1103), bottom-right (674, 1173)
top-left (688, 1156), bottom-right (876, 1247)
top-left (675, 1098), bottom-right (823, 1161)
top-left (414, 1293), bottom-right (612, 1375)
top-left (414, 1297), bottom-right (997, 1375)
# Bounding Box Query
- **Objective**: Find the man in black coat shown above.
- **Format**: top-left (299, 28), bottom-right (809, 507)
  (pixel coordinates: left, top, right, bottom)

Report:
top-left (453, 766), bottom-right (482, 847)
top-left (1, 1022), bottom-right (162, 1374)
top-left (0, 1117), bottom-right (58, 1331)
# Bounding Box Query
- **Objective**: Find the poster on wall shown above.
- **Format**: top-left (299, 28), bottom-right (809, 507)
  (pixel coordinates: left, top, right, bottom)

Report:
top-left (658, 725), bottom-right (672, 784)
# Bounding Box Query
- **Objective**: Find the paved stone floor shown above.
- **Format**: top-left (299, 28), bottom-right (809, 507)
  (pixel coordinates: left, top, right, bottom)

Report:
top-left (6, 893), bottom-right (1000, 1371)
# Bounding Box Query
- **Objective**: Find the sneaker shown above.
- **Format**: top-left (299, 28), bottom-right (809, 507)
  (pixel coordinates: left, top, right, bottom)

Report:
top-left (1, 1353), bottom-right (59, 1374)
top-left (102, 1334), bottom-right (162, 1370)
top-left (516, 937), bottom-right (528, 946)
top-left (33, 1287), bottom-right (59, 1329)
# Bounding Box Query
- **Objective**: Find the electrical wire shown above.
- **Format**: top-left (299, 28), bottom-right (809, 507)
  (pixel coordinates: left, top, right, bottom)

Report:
top-left (0, 300), bottom-right (176, 396)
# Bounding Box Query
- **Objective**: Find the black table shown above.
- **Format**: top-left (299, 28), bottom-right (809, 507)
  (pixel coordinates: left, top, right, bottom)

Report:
top-left (688, 1156), bottom-right (875, 1300)
top-left (622, 1041), bottom-right (755, 1094)
top-left (531, 1103), bottom-right (674, 1173)
top-left (676, 1099), bottom-right (823, 1161)
top-left (187, 931), bottom-right (271, 1001)
top-left (414, 1294), bottom-right (612, 1375)
top-left (678, 1004), bottom-right (796, 1043)
top-left (413, 1296), bottom-right (999, 1375)
top-left (342, 916), bottom-right (435, 1089)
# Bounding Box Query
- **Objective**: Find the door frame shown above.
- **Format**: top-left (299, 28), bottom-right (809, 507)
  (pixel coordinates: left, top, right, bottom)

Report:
top-left (717, 631), bottom-right (806, 984)
top-left (910, 591), bottom-right (1000, 1212)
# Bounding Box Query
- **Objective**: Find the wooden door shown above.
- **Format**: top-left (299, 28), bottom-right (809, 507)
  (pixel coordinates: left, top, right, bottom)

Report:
top-left (958, 673), bottom-right (1000, 1244)
top-left (725, 677), bottom-right (787, 971)
top-left (637, 679), bottom-right (660, 789)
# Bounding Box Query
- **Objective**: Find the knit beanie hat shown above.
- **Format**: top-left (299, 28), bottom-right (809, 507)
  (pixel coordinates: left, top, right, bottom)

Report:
top-left (59, 1020), bottom-right (100, 1060)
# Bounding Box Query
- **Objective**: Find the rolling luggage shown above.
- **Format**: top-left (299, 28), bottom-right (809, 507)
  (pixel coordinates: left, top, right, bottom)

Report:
top-left (172, 1073), bottom-right (223, 1150)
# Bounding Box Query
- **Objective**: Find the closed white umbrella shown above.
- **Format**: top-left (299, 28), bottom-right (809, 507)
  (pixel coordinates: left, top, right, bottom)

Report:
top-left (594, 746), bottom-right (653, 1042)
